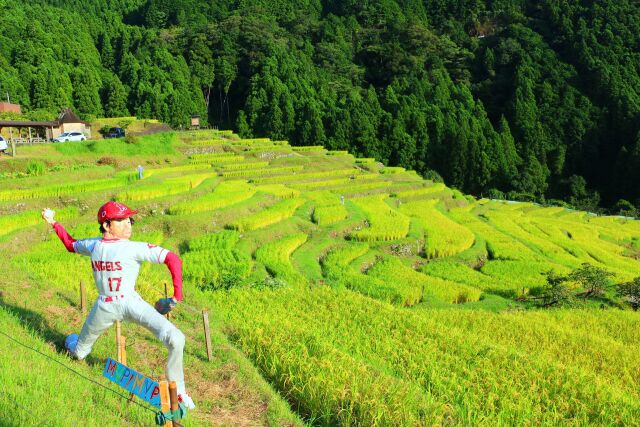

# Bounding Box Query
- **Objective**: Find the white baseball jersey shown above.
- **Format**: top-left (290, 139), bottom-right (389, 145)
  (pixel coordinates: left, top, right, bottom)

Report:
top-left (73, 238), bottom-right (169, 297)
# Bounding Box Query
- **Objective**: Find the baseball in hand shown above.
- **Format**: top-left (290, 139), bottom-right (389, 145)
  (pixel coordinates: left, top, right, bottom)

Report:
top-left (42, 208), bottom-right (55, 223)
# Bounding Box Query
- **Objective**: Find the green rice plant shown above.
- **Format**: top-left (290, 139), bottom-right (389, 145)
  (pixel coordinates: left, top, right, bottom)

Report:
top-left (482, 209), bottom-right (584, 268)
top-left (221, 165), bottom-right (304, 178)
top-left (313, 205), bottom-right (348, 226)
top-left (190, 154), bottom-right (245, 165)
top-left (422, 260), bottom-right (516, 296)
top-left (250, 169), bottom-right (360, 185)
top-left (348, 195), bottom-right (410, 241)
top-left (448, 205), bottom-right (540, 261)
top-left (227, 198), bottom-right (305, 232)
top-left (212, 286), bottom-right (640, 426)
top-left (379, 166), bottom-right (405, 174)
top-left (289, 175), bottom-right (378, 191)
top-left (169, 180), bottom-right (256, 215)
top-left (116, 173), bottom-right (215, 201)
top-left (480, 260), bottom-right (573, 296)
top-left (326, 150), bottom-right (349, 155)
top-left (368, 257), bottom-right (481, 304)
top-left (187, 138), bottom-right (227, 146)
top-left (0, 206), bottom-right (78, 238)
top-left (217, 290), bottom-right (439, 426)
top-left (0, 176), bottom-right (129, 201)
top-left (190, 151), bottom-right (236, 159)
top-left (256, 184), bottom-right (300, 199)
top-left (143, 163), bottom-right (212, 178)
top-left (391, 182), bottom-right (446, 198)
top-left (255, 233), bottom-right (308, 285)
top-left (219, 161), bottom-right (270, 170)
top-left (527, 206), bottom-right (567, 217)
top-left (532, 216), bottom-right (640, 280)
top-left (242, 146), bottom-right (292, 154)
top-left (355, 158), bottom-right (376, 164)
top-left (399, 200), bottom-right (474, 258)
top-left (26, 160), bottom-right (46, 176)
top-left (363, 258), bottom-right (422, 306)
top-left (306, 190), bottom-right (349, 226)
top-left (182, 230), bottom-right (252, 290)
top-left (291, 146), bottom-right (325, 152)
top-left (328, 181), bottom-right (393, 196)
top-left (238, 138), bottom-right (271, 144)
top-left (321, 243), bottom-right (413, 305)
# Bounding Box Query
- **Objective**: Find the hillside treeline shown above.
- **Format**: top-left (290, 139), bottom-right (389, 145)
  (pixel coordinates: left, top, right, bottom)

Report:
top-left (1, 0), bottom-right (639, 212)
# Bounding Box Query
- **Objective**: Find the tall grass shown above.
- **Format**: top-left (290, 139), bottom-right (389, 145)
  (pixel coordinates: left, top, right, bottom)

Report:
top-left (54, 133), bottom-right (177, 155)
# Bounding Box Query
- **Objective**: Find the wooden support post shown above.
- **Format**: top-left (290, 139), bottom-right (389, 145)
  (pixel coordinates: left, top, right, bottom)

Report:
top-left (169, 381), bottom-right (180, 427)
top-left (164, 282), bottom-right (171, 319)
top-left (9, 128), bottom-right (15, 157)
top-left (159, 380), bottom-right (172, 427)
top-left (203, 309), bottom-right (213, 362)
top-left (79, 281), bottom-right (86, 313)
top-left (120, 336), bottom-right (127, 366)
top-left (116, 321), bottom-right (122, 362)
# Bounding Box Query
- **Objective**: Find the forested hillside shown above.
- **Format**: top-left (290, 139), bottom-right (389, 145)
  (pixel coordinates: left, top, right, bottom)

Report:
top-left (1, 0), bottom-right (639, 212)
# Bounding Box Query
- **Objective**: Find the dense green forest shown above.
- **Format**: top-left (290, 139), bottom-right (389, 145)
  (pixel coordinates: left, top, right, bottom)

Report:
top-left (1, 0), bottom-right (639, 213)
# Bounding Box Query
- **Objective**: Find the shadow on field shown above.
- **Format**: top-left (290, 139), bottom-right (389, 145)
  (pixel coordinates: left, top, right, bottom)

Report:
top-left (0, 298), bottom-right (103, 366)
top-left (57, 291), bottom-right (81, 310)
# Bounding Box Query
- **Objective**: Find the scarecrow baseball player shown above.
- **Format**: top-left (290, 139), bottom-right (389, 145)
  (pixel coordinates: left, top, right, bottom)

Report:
top-left (42, 201), bottom-right (195, 409)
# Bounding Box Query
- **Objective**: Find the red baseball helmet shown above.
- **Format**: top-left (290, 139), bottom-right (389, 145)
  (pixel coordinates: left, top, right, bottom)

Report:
top-left (97, 201), bottom-right (138, 224)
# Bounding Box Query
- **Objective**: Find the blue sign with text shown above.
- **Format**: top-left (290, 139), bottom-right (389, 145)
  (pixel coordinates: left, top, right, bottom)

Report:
top-left (102, 358), bottom-right (161, 408)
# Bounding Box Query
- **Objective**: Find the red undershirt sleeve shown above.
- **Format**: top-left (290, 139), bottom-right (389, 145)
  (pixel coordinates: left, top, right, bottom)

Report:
top-left (52, 222), bottom-right (76, 252)
top-left (164, 252), bottom-right (183, 301)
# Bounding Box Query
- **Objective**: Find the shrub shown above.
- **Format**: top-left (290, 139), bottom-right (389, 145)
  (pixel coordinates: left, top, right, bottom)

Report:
top-left (568, 263), bottom-right (614, 299)
top-left (486, 188), bottom-right (505, 200)
top-left (97, 156), bottom-right (119, 167)
top-left (124, 135), bottom-right (139, 145)
top-left (422, 169), bottom-right (443, 183)
top-left (538, 270), bottom-right (576, 308)
top-left (26, 161), bottom-right (46, 176)
top-left (617, 277), bottom-right (640, 310)
top-left (612, 199), bottom-right (637, 218)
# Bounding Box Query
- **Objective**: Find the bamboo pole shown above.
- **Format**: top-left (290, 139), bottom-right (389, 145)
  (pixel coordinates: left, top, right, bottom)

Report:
top-left (79, 281), bottom-right (86, 313)
top-left (159, 380), bottom-right (171, 427)
top-left (169, 381), bottom-right (180, 426)
top-left (164, 282), bottom-right (171, 319)
top-left (9, 128), bottom-right (15, 157)
top-left (203, 309), bottom-right (213, 361)
top-left (120, 336), bottom-right (127, 366)
top-left (116, 321), bottom-right (122, 362)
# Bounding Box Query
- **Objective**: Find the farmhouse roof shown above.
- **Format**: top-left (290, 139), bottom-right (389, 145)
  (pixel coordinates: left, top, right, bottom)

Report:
top-left (0, 120), bottom-right (57, 127)
top-left (58, 108), bottom-right (87, 124)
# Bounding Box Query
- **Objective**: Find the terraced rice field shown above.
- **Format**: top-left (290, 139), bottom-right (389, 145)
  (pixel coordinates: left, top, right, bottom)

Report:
top-left (2, 130), bottom-right (639, 425)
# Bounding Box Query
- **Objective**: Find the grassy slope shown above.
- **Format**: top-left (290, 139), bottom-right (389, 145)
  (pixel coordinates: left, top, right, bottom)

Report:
top-left (1, 129), bottom-right (639, 425)
top-left (0, 133), bottom-right (303, 426)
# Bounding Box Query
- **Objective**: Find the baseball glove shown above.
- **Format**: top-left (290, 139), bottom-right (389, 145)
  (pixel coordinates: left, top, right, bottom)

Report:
top-left (155, 297), bottom-right (177, 315)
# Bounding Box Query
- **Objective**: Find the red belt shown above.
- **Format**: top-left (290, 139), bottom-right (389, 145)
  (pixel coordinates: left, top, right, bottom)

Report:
top-left (100, 294), bottom-right (125, 302)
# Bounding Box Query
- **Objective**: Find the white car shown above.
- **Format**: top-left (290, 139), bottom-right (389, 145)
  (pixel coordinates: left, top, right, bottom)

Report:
top-left (53, 132), bottom-right (86, 142)
top-left (0, 135), bottom-right (7, 152)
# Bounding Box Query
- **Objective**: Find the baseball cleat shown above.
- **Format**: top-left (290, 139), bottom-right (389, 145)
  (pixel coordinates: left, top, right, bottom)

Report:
top-left (178, 393), bottom-right (196, 410)
top-left (65, 333), bottom-right (79, 355)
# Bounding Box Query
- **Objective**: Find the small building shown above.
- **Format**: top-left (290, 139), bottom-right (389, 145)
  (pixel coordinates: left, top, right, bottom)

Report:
top-left (0, 107), bottom-right (91, 144)
top-left (55, 108), bottom-right (91, 138)
top-left (0, 102), bottom-right (21, 114)
top-left (190, 115), bottom-right (200, 129)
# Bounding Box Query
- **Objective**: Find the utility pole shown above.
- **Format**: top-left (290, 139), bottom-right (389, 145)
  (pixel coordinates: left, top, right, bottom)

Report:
top-left (6, 92), bottom-right (9, 103)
